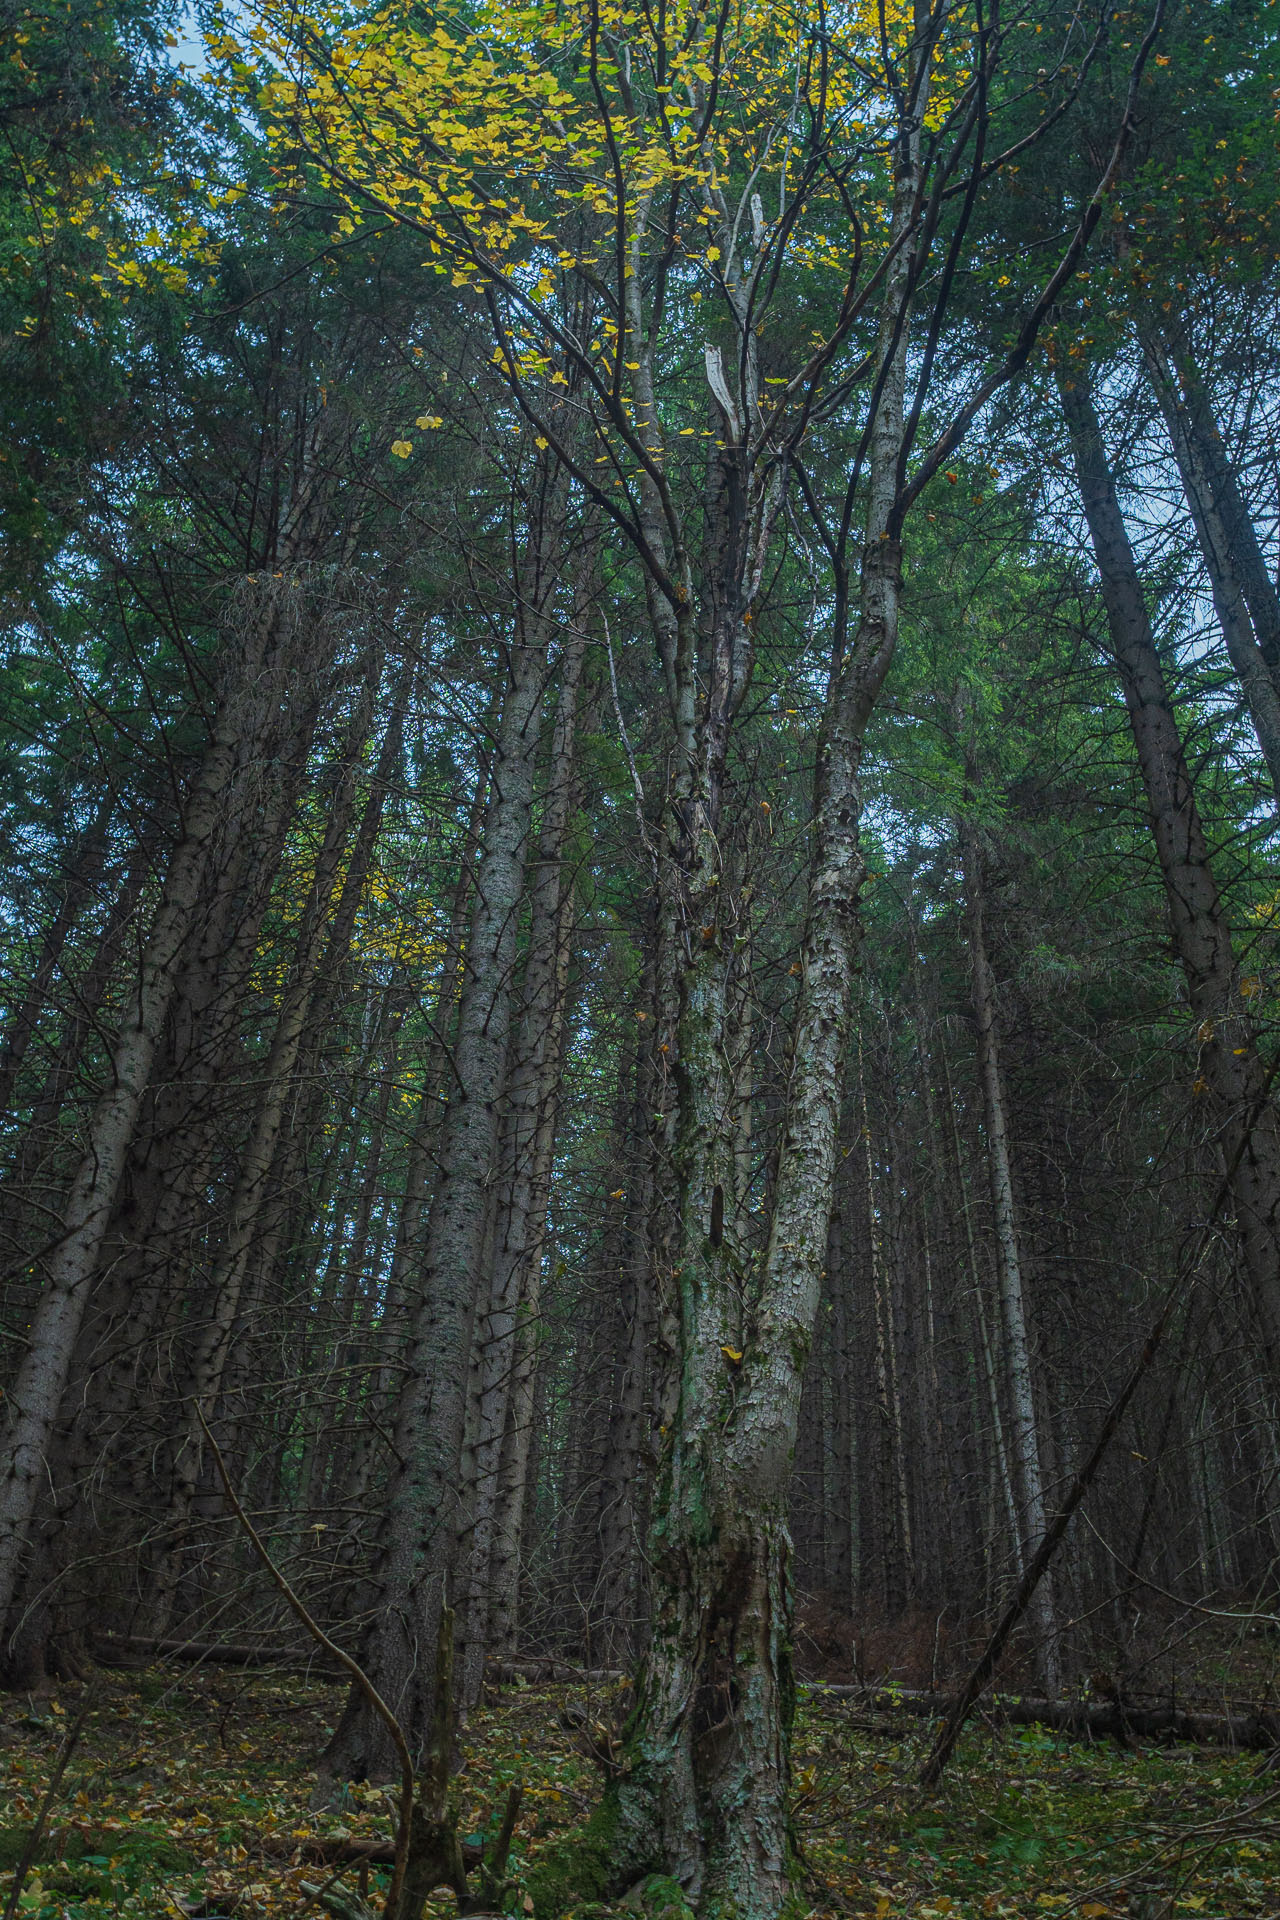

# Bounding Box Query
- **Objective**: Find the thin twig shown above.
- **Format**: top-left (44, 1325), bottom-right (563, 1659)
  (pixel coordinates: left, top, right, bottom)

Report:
top-left (195, 1405), bottom-right (414, 1918)
top-left (1, 1686), bottom-right (95, 1920)
top-left (919, 1051), bottom-right (1280, 1786)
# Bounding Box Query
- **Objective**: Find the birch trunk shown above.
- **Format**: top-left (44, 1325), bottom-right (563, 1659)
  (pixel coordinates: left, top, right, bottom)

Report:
top-left (585, 98), bottom-right (928, 1910)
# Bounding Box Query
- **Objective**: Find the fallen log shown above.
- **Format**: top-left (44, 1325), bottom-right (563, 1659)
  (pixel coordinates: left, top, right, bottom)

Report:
top-left (93, 1634), bottom-right (343, 1674)
top-left (490, 1659), bottom-right (623, 1685)
top-left (804, 1683), bottom-right (1280, 1751)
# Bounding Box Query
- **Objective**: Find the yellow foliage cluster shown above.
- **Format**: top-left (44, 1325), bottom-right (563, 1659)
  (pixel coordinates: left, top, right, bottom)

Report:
top-left (253, 846), bottom-right (441, 996)
top-left (223, 0), bottom-right (956, 307)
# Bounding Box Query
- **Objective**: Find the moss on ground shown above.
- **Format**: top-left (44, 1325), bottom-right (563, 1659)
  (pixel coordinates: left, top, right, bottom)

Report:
top-left (525, 1792), bottom-right (624, 1919)
top-left (0, 1668), bottom-right (1275, 1916)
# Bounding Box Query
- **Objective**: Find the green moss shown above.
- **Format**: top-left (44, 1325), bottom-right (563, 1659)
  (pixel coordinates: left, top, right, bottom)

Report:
top-left (629, 1871), bottom-right (695, 1919)
top-left (525, 1791), bottom-right (622, 1919)
top-left (0, 1825), bottom-right (194, 1874)
top-left (0, 1827), bottom-right (52, 1869)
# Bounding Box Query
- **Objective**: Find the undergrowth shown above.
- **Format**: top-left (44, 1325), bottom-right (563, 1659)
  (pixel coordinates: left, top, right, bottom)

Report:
top-left (0, 1668), bottom-right (1275, 1917)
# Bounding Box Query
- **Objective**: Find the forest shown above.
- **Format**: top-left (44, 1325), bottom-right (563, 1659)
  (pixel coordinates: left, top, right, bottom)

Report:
top-left (1, 0), bottom-right (1279, 1915)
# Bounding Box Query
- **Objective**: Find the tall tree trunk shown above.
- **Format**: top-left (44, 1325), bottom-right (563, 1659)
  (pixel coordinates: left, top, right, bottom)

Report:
top-left (1139, 305), bottom-right (1280, 678)
top-left (1134, 311), bottom-right (1280, 795)
top-left (458, 591), bottom-right (589, 1703)
top-left (960, 820), bottom-right (1059, 1694)
top-left (322, 460), bottom-right (563, 1778)
top-left (139, 665), bottom-right (391, 1635)
top-left (1059, 368), bottom-right (1280, 1386)
top-left (863, 1045), bottom-right (909, 1620)
top-left (0, 631), bottom-right (266, 1637)
top-left (334, 768), bottom-right (492, 1533)
top-left (593, 89), bottom-right (929, 1911)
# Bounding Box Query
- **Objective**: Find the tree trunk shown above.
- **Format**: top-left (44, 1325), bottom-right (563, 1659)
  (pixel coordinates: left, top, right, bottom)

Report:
top-left (322, 459), bottom-right (563, 1779)
top-left (960, 819), bottom-right (1059, 1694)
top-left (333, 765), bottom-right (492, 1538)
top-left (140, 663), bottom-right (393, 1635)
top-left (1059, 367), bottom-right (1280, 1385)
top-left (1135, 310), bottom-right (1280, 797)
top-left (585, 98), bottom-right (929, 1912)
top-left (0, 661), bottom-right (254, 1639)
top-left (863, 1045), bottom-right (910, 1620)
top-left (459, 591), bottom-right (588, 1704)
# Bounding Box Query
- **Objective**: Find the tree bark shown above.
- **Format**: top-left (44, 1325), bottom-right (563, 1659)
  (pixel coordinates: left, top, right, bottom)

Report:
top-left (586, 88), bottom-right (930, 1911)
top-left (459, 587), bottom-right (589, 1704)
top-left (1134, 309), bottom-right (1280, 796)
top-left (0, 652), bottom-right (256, 1638)
top-left (960, 819), bottom-right (1059, 1694)
top-left (138, 666), bottom-right (388, 1637)
top-left (322, 458), bottom-right (563, 1779)
top-left (1059, 367), bottom-right (1280, 1384)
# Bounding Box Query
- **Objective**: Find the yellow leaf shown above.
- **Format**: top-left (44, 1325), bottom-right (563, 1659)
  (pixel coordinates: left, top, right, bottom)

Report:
top-left (390, 439), bottom-right (413, 457)
top-left (720, 1345), bottom-right (743, 1364)
top-left (415, 414), bottom-right (443, 429)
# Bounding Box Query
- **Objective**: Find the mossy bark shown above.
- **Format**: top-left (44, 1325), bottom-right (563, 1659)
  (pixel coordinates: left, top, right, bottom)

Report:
top-left (523, 68), bottom-right (929, 1919)
top-left (610, 1511), bottom-right (797, 1911)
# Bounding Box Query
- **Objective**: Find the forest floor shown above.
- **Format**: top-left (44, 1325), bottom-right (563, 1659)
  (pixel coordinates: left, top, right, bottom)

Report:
top-left (0, 1664), bottom-right (1277, 1920)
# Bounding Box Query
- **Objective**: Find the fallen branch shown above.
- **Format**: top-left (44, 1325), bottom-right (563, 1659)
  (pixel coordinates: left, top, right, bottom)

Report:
top-left (93, 1634), bottom-right (342, 1673)
top-left (807, 1684), bottom-right (1280, 1752)
top-left (1, 1687), bottom-right (94, 1920)
top-left (259, 1834), bottom-right (484, 1870)
top-left (490, 1659), bottom-right (623, 1686)
top-left (195, 1408), bottom-right (416, 1917)
top-left (917, 1056), bottom-right (1280, 1789)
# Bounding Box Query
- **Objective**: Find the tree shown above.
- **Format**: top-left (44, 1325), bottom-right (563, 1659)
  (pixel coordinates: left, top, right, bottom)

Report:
top-left (239, 0), bottom-right (1166, 1904)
